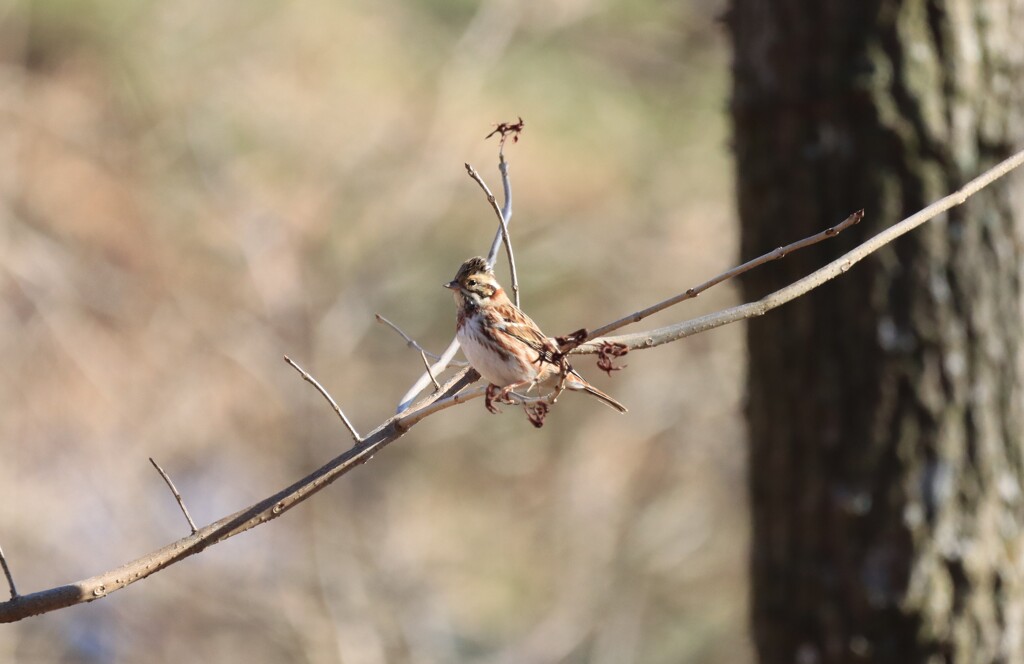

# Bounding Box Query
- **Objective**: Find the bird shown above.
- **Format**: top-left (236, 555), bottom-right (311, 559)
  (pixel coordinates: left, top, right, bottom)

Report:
top-left (444, 257), bottom-right (627, 413)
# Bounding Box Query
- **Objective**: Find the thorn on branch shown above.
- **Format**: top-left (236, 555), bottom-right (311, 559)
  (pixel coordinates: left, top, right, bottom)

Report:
top-left (149, 457), bottom-right (199, 534)
top-left (596, 342), bottom-right (629, 376)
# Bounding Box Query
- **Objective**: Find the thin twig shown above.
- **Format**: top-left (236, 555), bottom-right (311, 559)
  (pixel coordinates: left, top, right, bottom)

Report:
top-left (582, 209), bottom-right (864, 343)
top-left (284, 355), bottom-right (362, 444)
top-left (420, 349), bottom-right (442, 391)
top-left (466, 162), bottom-right (519, 307)
top-left (0, 545), bottom-right (18, 599)
top-left (375, 314), bottom-right (467, 365)
top-left (149, 458), bottom-right (198, 534)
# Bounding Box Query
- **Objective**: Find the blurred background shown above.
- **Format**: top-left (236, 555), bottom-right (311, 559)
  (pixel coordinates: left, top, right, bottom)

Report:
top-left (0, 0), bottom-right (746, 661)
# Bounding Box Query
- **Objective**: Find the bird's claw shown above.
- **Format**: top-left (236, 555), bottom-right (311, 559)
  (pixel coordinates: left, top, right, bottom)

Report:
top-left (485, 384), bottom-right (503, 414)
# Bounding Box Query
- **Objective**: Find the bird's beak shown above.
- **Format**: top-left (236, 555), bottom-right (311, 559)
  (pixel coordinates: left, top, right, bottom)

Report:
top-left (443, 280), bottom-right (459, 290)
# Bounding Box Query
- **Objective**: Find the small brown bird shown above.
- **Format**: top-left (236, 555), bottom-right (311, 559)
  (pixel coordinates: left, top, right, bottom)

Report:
top-left (445, 257), bottom-right (626, 413)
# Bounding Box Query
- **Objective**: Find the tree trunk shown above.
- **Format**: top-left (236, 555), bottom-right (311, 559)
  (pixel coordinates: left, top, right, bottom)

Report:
top-left (729, 1), bottom-right (1024, 662)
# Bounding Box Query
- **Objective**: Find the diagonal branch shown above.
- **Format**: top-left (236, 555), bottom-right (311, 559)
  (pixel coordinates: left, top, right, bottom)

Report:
top-left (572, 148), bottom-right (1024, 354)
top-left (0, 368), bottom-right (478, 624)
top-left (583, 209), bottom-right (863, 341)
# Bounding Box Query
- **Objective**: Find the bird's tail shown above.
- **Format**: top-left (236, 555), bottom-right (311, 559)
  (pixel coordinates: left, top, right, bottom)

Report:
top-left (580, 383), bottom-right (628, 413)
top-left (565, 369), bottom-right (627, 413)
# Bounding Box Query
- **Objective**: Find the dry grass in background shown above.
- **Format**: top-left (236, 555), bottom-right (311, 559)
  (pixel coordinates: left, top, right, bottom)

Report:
top-left (0, 0), bottom-right (746, 661)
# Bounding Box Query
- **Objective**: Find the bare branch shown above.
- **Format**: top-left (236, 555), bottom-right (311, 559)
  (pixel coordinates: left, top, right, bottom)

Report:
top-left (375, 314), bottom-right (467, 365)
top-left (0, 545), bottom-right (18, 600)
top-left (284, 355), bottom-right (361, 444)
top-left (149, 458), bottom-right (198, 534)
top-left (573, 148), bottom-right (1024, 355)
top-left (0, 368), bottom-right (477, 623)
top-left (466, 162), bottom-right (519, 307)
top-left (585, 209), bottom-right (864, 341)
top-left (4, 144), bottom-right (1019, 626)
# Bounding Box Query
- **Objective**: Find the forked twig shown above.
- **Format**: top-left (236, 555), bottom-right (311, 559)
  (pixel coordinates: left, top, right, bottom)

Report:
top-left (149, 458), bottom-right (198, 534)
top-left (583, 209), bottom-right (864, 342)
top-left (0, 545), bottom-right (17, 599)
top-left (284, 355), bottom-right (361, 444)
top-left (466, 162), bottom-right (519, 307)
top-left (573, 148), bottom-right (1024, 354)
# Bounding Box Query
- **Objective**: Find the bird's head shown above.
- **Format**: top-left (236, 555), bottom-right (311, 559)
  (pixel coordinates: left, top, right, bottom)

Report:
top-left (445, 257), bottom-right (501, 307)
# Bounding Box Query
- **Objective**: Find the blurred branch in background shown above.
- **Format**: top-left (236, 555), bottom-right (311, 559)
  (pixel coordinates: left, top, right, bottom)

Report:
top-left (3, 142), bottom-right (1021, 624)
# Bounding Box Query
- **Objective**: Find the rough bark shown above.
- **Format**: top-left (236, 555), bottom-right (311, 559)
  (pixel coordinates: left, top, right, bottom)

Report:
top-left (729, 1), bottom-right (1024, 662)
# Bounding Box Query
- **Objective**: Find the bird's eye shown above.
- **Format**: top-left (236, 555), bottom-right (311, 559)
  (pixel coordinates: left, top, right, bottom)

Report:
top-left (468, 279), bottom-right (477, 287)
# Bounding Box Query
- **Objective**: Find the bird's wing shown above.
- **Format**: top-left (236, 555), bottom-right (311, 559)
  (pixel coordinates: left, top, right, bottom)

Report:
top-left (487, 304), bottom-right (559, 359)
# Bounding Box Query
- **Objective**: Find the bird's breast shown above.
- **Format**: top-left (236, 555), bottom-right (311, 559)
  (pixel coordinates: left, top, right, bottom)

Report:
top-left (457, 315), bottom-right (538, 386)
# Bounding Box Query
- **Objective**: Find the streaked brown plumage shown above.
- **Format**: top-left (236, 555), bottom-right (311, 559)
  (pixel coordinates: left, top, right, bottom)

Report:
top-left (445, 257), bottom-right (627, 413)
